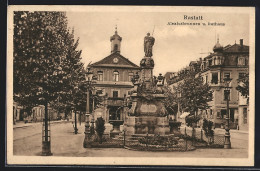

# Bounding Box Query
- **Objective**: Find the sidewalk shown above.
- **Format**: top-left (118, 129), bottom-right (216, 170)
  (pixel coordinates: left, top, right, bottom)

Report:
top-left (13, 120), bottom-right (69, 129)
top-left (180, 124), bottom-right (248, 135)
top-left (214, 128), bottom-right (248, 134)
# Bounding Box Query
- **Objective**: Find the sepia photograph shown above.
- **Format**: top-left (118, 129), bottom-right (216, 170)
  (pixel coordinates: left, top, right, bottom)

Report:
top-left (6, 5), bottom-right (255, 166)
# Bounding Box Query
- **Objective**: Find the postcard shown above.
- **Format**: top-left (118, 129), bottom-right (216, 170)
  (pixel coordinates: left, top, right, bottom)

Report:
top-left (7, 5), bottom-right (255, 166)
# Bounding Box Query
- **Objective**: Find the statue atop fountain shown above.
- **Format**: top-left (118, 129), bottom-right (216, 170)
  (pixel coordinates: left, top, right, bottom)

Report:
top-left (144, 33), bottom-right (155, 57)
top-left (124, 33), bottom-right (170, 135)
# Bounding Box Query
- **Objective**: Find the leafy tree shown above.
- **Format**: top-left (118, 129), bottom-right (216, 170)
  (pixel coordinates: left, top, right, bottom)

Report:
top-left (185, 115), bottom-right (201, 127)
top-left (236, 72), bottom-right (249, 99)
top-left (178, 71), bottom-right (213, 122)
top-left (162, 85), bottom-right (178, 116)
top-left (13, 11), bottom-right (84, 119)
top-left (95, 117), bottom-right (105, 144)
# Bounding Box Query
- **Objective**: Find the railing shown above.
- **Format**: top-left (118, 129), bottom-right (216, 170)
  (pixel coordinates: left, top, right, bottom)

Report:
top-left (84, 127), bottom-right (224, 150)
top-left (107, 98), bottom-right (124, 106)
top-left (180, 126), bottom-right (224, 148)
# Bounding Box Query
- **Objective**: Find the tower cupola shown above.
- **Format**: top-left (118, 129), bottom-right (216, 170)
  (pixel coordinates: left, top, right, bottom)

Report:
top-left (213, 37), bottom-right (223, 52)
top-left (110, 26), bottom-right (122, 54)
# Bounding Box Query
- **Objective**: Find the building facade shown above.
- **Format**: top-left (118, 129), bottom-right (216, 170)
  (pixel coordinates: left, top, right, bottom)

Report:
top-left (90, 29), bottom-right (140, 123)
top-left (168, 38), bottom-right (249, 130)
top-left (13, 102), bottom-right (59, 123)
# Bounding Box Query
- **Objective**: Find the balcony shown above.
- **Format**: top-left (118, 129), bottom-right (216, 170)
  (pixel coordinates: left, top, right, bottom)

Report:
top-left (220, 101), bottom-right (238, 105)
top-left (107, 97), bottom-right (124, 106)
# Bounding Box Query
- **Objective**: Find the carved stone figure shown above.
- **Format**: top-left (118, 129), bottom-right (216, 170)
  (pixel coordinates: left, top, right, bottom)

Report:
top-left (144, 33), bottom-right (155, 57)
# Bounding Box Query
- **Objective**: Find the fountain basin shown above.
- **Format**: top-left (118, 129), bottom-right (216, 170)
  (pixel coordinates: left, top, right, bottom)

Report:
top-left (109, 120), bottom-right (124, 137)
top-left (124, 116), bottom-right (170, 136)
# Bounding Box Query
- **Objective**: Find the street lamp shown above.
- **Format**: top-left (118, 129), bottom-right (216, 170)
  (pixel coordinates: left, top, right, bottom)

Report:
top-left (177, 90), bottom-right (181, 121)
top-left (83, 66), bottom-right (95, 148)
top-left (90, 89), bottom-right (97, 135)
top-left (223, 77), bottom-right (232, 149)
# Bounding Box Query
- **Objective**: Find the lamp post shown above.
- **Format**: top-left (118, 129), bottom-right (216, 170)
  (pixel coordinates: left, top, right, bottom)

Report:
top-left (223, 77), bottom-right (232, 149)
top-left (74, 107), bottom-right (78, 134)
top-left (83, 66), bottom-right (96, 148)
top-left (41, 66), bottom-right (63, 156)
top-left (177, 90), bottom-right (181, 121)
top-left (90, 89), bottom-right (96, 135)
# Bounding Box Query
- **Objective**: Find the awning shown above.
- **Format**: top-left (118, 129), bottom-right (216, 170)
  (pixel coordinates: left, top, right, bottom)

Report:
top-left (180, 112), bottom-right (190, 119)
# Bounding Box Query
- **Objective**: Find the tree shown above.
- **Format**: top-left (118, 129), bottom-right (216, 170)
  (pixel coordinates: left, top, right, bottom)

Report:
top-left (178, 71), bottom-right (213, 122)
top-left (13, 11), bottom-right (83, 119)
top-left (95, 117), bottom-right (105, 144)
top-left (236, 72), bottom-right (249, 99)
top-left (162, 85), bottom-right (178, 116)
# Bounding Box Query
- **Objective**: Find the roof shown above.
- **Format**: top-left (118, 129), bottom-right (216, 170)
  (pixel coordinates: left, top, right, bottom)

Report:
top-left (164, 72), bottom-right (176, 82)
top-left (223, 43), bottom-right (249, 53)
top-left (213, 42), bottom-right (223, 51)
top-left (90, 52), bottom-right (140, 69)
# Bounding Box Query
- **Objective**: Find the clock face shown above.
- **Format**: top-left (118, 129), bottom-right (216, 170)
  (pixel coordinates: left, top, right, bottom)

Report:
top-left (113, 57), bottom-right (119, 63)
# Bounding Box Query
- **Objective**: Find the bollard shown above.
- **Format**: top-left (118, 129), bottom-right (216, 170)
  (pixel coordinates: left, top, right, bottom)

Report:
top-left (192, 127), bottom-right (195, 146)
top-left (201, 129), bottom-right (203, 141)
top-left (185, 138), bottom-right (188, 151)
top-left (123, 130), bottom-right (126, 147)
top-left (146, 133), bottom-right (148, 150)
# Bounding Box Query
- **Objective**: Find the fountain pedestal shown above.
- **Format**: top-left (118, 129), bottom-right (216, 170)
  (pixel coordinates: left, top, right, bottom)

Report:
top-left (109, 120), bottom-right (124, 138)
top-left (124, 116), bottom-right (170, 135)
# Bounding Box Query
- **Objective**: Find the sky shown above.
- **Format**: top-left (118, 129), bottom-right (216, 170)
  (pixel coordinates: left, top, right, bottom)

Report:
top-left (66, 11), bottom-right (249, 76)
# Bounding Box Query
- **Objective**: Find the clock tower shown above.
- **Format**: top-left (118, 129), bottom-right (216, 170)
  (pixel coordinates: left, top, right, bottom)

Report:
top-left (110, 26), bottom-right (122, 54)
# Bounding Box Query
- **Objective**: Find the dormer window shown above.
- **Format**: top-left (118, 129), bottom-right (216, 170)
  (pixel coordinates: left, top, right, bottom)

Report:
top-left (238, 57), bottom-right (245, 66)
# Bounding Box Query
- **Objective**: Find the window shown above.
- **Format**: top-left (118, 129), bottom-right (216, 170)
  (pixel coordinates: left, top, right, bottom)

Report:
top-left (128, 72), bottom-right (134, 82)
top-left (114, 44), bottom-right (118, 51)
top-left (224, 72), bottom-right (231, 79)
top-left (206, 75), bottom-right (208, 84)
top-left (113, 91), bottom-right (118, 98)
top-left (238, 57), bottom-right (245, 65)
top-left (209, 109), bottom-right (213, 119)
top-left (224, 90), bottom-right (230, 101)
top-left (243, 108), bottom-right (247, 124)
top-left (97, 71), bottom-right (103, 81)
top-left (211, 72), bottom-right (218, 84)
top-left (208, 59), bottom-right (212, 66)
top-left (113, 71), bottom-right (119, 82)
top-left (201, 64), bottom-right (204, 70)
top-left (239, 73), bottom-right (246, 80)
top-left (221, 110), bottom-right (226, 119)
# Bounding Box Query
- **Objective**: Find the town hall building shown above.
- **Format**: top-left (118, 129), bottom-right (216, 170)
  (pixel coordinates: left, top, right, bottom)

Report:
top-left (90, 28), bottom-right (140, 123)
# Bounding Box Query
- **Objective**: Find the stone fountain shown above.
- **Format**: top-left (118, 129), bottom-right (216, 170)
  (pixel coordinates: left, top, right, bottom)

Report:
top-left (124, 33), bottom-right (170, 136)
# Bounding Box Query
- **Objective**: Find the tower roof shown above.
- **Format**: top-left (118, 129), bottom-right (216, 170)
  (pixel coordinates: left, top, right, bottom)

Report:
top-left (213, 37), bottom-right (223, 52)
top-left (110, 26), bottom-right (122, 41)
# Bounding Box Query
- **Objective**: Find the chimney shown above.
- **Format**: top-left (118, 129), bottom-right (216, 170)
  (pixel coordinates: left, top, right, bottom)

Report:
top-left (240, 39), bottom-right (243, 47)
